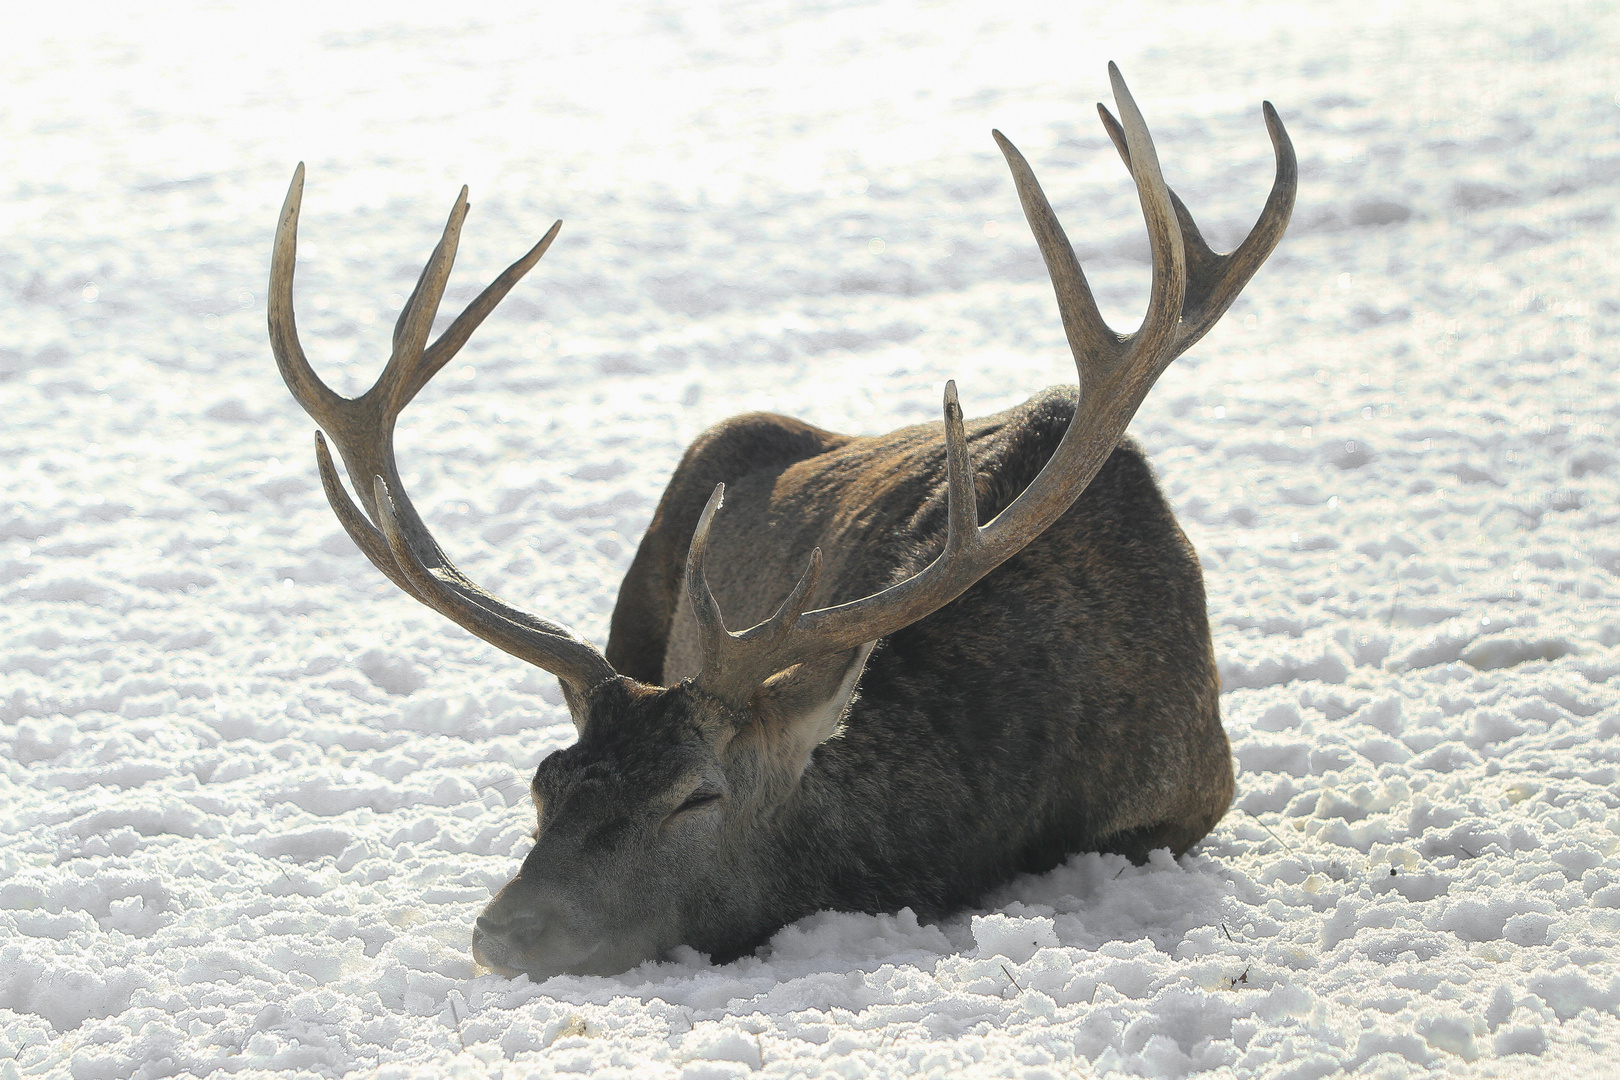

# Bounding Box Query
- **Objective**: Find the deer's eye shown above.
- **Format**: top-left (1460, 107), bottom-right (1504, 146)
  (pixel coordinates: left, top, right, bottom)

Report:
top-left (673, 789), bottom-right (723, 815)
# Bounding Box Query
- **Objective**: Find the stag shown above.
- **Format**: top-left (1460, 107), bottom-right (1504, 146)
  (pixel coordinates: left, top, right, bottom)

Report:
top-left (268, 65), bottom-right (1295, 980)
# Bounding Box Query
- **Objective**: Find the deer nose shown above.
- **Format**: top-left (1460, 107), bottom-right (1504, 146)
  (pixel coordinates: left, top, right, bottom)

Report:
top-left (476, 913), bottom-right (528, 939)
top-left (475, 893), bottom-right (617, 979)
top-left (474, 911), bottom-right (531, 971)
top-left (476, 910), bottom-right (539, 938)
top-left (474, 895), bottom-right (574, 970)
top-left (475, 909), bottom-right (541, 951)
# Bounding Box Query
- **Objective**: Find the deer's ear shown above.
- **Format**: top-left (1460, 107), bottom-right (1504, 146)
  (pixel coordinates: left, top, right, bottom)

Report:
top-left (751, 643), bottom-right (875, 768)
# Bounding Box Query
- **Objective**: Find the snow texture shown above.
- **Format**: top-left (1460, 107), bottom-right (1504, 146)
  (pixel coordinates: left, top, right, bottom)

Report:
top-left (3, 0), bottom-right (1620, 1076)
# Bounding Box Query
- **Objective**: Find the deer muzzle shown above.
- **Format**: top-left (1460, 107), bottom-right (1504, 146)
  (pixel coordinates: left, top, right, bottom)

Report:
top-left (472, 886), bottom-right (612, 979)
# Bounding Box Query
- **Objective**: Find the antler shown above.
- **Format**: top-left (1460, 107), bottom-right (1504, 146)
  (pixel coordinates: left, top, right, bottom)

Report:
top-left (689, 64), bottom-right (1296, 701)
top-left (268, 165), bottom-right (617, 694)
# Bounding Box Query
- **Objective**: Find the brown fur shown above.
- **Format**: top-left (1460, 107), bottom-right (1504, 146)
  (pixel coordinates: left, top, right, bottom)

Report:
top-left (474, 388), bottom-right (1229, 978)
top-left (633, 385), bottom-right (1227, 910)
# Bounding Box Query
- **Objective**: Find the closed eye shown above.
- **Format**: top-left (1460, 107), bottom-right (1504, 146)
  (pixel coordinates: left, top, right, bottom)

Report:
top-left (675, 789), bottom-right (723, 814)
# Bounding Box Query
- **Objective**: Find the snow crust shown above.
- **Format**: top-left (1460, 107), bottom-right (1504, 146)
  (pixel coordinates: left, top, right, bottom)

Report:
top-left (3, 0), bottom-right (1620, 1076)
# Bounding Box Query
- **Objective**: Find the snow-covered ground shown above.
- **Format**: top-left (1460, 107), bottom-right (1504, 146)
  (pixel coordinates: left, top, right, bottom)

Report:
top-left (3, 0), bottom-right (1619, 1076)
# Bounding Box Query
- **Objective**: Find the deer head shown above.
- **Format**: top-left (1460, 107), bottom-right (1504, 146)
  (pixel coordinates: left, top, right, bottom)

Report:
top-left (268, 65), bottom-right (1295, 979)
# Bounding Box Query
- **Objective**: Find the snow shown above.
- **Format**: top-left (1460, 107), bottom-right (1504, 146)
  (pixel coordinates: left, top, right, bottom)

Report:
top-left (2, 0), bottom-right (1619, 1076)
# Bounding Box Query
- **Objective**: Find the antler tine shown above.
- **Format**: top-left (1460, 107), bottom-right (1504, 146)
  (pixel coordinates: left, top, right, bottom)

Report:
top-left (1106, 63), bottom-right (1187, 372)
top-left (763, 547), bottom-right (825, 643)
top-left (690, 382), bottom-right (994, 695)
top-left (407, 221), bottom-right (563, 407)
top-left (269, 164), bottom-right (346, 421)
top-left (784, 377), bottom-right (1037, 657)
top-left (686, 484), bottom-right (732, 682)
top-left (378, 187), bottom-right (470, 415)
top-left (314, 431), bottom-right (422, 599)
top-left (372, 477), bottom-right (616, 688)
top-left (1097, 103), bottom-right (1224, 285)
top-left (941, 381), bottom-right (983, 553)
top-left (1200, 101), bottom-right (1296, 324)
top-left (990, 132), bottom-right (1117, 363)
top-left (686, 481), bottom-right (831, 698)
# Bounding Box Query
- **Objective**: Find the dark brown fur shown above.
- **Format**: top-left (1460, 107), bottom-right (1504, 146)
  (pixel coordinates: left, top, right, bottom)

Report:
top-left (609, 386), bottom-right (1228, 938)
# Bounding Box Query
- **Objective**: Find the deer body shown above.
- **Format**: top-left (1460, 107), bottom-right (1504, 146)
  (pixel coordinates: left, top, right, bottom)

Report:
top-left (268, 66), bottom-right (1294, 981)
top-left (604, 390), bottom-right (1226, 962)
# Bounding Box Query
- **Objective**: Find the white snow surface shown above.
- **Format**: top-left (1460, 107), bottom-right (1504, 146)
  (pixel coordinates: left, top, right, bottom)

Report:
top-left (3, 1), bottom-right (1620, 1076)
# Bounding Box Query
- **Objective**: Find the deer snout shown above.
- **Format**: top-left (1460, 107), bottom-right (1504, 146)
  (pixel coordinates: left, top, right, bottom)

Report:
top-left (473, 889), bottom-right (606, 979)
top-left (471, 910), bottom-right (532, 973)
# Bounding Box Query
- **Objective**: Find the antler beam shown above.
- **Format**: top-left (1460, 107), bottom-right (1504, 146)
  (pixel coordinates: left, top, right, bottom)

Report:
top-left (687, 63), bottom-right (1296, 700)
top-left (268, 166), bottom-right (616, 694)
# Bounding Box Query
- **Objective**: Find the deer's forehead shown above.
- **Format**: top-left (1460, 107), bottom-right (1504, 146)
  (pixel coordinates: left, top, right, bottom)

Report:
top-left (537, 701), bottom-right (713, 794)
top-left (589, 683), bottom-right (719, 744)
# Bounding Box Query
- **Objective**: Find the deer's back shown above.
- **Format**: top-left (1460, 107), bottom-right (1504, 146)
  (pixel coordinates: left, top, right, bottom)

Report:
top-left (609, 386), bottom-right (1229, 928)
